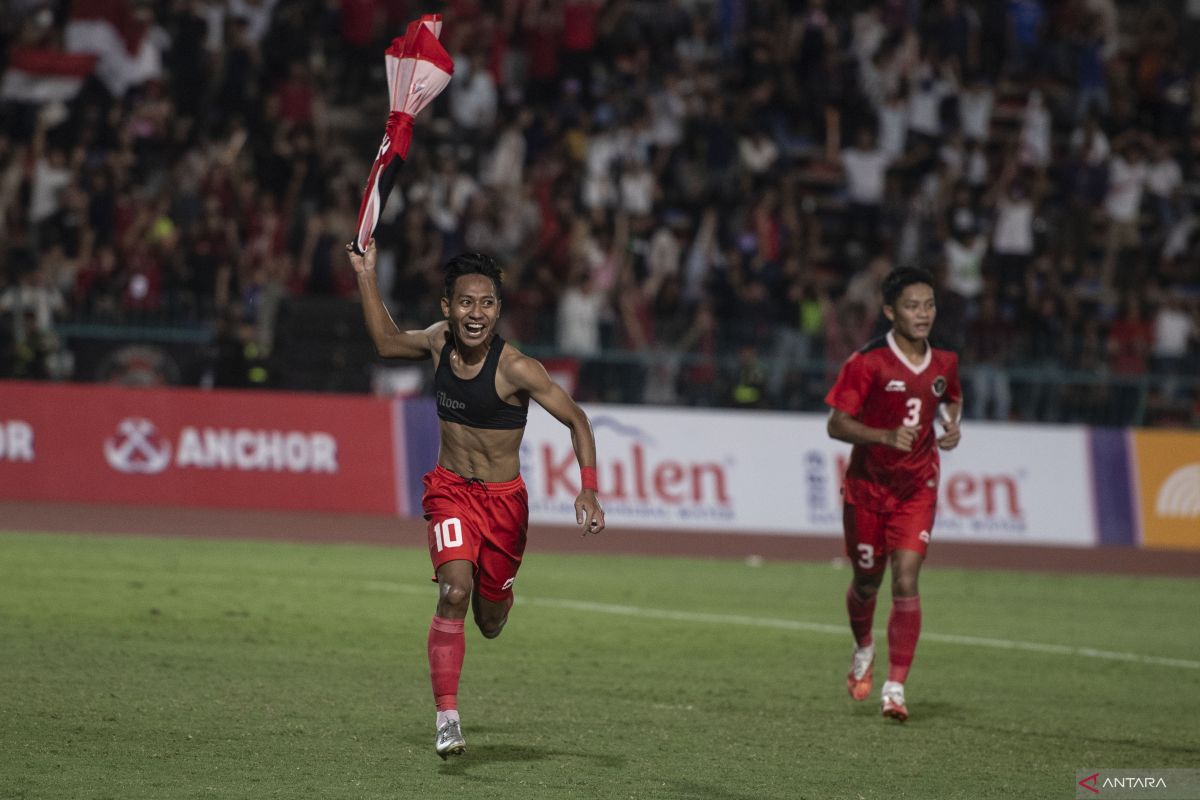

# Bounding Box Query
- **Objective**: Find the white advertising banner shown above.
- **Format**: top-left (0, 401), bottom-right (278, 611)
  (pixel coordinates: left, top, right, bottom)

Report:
top-left (927, 423), bottom-right (1096, 546)
top-left (520, 405), bottom-right (1096, 546)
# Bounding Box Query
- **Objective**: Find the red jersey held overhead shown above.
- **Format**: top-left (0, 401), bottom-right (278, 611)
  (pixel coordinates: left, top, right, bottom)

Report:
top-left (825, 331), bottom-right (962, 512)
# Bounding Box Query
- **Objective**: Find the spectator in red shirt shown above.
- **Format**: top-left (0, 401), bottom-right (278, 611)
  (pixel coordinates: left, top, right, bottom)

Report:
top-left (1107, 293), bottom-right (1154, 375)
top-left (339, 0), bottom-right (380, 103)
top-left (559, 0), bottom-right (602, 101)
top-left (274, 62), bottom-right (315, 128)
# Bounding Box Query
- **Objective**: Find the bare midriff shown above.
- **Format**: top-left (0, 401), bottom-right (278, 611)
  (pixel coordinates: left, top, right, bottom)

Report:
top-left (437, 421), bottom-right (524, 482)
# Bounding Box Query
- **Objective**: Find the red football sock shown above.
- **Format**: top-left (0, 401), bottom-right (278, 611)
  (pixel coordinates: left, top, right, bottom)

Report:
top-left (428, 616), bottom-right (465, 711)
top-left (846, 585), bottom-right (877, 648)
top-left (887, 595), bottom-right (922, 683)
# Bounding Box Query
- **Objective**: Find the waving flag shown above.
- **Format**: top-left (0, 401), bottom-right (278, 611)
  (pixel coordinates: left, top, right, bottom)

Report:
top-left (0, 46), bottom-right (97, 105)
top-left (351, 15), bottom-right (454, 254)
top-left (64, 0), bottom-right (162, 98)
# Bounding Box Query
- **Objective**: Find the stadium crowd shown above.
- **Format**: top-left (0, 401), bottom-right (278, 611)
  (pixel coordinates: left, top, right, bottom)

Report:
top-left (1, 0), bottom-right (1198, 424)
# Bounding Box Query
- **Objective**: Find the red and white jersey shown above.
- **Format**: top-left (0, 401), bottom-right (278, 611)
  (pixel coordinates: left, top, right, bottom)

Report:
top-left (825, 331), bottom-right (962, 512)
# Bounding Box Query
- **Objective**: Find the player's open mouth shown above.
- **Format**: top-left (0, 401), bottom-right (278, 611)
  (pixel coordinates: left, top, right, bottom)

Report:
top-left (463, 323), bottom-right (485, 337)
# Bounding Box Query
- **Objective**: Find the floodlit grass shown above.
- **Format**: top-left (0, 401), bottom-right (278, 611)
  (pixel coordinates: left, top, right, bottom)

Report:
top-left (1, 531), bottom-right (1197, 799)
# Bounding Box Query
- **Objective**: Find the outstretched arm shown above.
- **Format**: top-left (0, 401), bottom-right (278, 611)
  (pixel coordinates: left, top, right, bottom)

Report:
top-left (506, 355), bottom-right (605, 534)
top-left (347, 239), bottom-right (439, 360)
top-left (827, 408), bottom-right (920, 453)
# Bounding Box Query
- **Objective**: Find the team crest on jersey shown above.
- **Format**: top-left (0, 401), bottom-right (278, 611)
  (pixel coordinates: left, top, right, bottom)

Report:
top-left (932, 376), bottom-right (947, 397)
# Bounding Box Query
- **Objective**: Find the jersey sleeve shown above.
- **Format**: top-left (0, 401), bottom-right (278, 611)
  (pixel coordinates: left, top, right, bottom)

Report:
top-left (825, 352), bottom-right (872, 418)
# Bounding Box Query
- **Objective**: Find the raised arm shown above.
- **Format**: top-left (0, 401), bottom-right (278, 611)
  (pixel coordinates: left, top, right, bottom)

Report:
top-left (505, 353), bottom-right (605, 534)
top-left (347, 239), bottom-right (439, 360)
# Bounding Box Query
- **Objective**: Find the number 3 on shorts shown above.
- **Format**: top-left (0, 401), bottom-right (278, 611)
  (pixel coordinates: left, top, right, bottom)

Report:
top-left (434, 518), bottom-right (463, 552)
top-left (856, 543), bottom-right (875, 570)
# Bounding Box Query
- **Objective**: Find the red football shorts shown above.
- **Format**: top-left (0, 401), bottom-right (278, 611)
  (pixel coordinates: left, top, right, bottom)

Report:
top-left (842, 491), bottom-right (936, 575)
top-left (422, 464), bottom-right (529, 604)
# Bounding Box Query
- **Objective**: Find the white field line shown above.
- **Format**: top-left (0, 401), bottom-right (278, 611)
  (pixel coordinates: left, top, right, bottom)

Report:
top-left (361, 581), bottom-right (1200, 670)
top-left (15, 564), bottom-right (1196, 671)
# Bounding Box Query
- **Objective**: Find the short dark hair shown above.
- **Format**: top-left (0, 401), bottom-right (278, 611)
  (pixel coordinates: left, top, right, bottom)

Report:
top-left (443, 253), bottom-right (503, 299)
top-left (881, 267), bottom-right (935, 307)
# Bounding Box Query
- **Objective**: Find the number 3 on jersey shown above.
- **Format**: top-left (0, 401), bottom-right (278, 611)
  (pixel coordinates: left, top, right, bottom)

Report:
top-left (434, 518), bottom-right (463, 552)
top-left (903, 398), bottom-right (921, 427)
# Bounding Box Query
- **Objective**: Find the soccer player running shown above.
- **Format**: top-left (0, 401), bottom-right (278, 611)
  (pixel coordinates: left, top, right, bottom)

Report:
top-left (347, 239), bottom-right (606, 758)
top-left (825, 267), bottom-right (962, 722)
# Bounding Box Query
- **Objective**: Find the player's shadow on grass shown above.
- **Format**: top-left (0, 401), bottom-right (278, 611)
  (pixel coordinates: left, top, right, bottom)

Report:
top-left (435, 743), bottom-right (626, 772)
top-left (658, 780), bottom-right (774, 800)
top-left (850, 699), bottom-right (959, 722)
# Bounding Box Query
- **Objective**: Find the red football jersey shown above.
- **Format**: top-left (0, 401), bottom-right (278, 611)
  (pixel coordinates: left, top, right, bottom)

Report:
top-left (825, 331), bottom-right (962, 512)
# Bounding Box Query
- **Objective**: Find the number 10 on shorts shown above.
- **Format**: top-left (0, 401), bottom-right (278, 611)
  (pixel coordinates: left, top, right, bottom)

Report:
top-left (434, 518), bottom-right (463, 552)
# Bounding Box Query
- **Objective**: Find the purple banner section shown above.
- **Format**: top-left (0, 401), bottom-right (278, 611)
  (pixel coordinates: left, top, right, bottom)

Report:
top-left (1089, 429), bottom-right (1136, 547)
top-left (401, 396), bottom-right (440, 517)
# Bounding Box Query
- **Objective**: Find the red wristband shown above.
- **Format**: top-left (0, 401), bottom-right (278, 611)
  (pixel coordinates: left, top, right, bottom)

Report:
top-left (580, 466), bottom-right (598, 491)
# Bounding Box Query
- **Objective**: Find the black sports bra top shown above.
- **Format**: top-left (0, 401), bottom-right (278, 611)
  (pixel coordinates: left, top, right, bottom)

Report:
top-left (433, 336), bottom-right (529, 430)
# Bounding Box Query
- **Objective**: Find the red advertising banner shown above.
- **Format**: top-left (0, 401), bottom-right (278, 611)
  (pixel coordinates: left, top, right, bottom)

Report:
top-left (0, 382), bottom-right (400, 514)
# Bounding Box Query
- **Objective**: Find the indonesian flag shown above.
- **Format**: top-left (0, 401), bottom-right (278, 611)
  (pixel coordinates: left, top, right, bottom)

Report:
top-left (351, 15), bottom-right (454, 255)
top-left (64, 0), bottom-right (162, 98)
top-left (0, 46), bottom-right (97, 105)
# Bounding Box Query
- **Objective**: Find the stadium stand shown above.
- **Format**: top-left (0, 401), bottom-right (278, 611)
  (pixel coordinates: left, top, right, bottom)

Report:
top-left (0, 0), bottom-right (1197, 426)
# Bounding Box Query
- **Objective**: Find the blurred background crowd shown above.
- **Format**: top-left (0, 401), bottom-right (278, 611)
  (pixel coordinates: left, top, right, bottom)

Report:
top-left (1, 0), bottom-right (1199, 425)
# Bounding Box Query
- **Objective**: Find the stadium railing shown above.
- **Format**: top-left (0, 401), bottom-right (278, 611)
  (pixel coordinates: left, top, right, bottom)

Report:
top-left (39, 313), bottom-right (1200, 428)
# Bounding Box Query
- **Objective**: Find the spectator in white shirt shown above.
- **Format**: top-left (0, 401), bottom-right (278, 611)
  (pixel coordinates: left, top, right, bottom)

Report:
top-left (943, 222), bottom-right (988, 308)
top-left (646, 214), bottom-right (685, 286)
top-left (984, 156), bottom-right (1039, 301)
top-left (426, 156), bottom-right (480, 235)
top-left (1145, 140), bottom-right (1183, 233)
top-left (1151, 296), bottom-right (1193, 361)
top-left (958, 77), bottom-right (994, 143)
top-left (28, 111), bottom-right (73, 250)
top-left (1083, 0), bottom-right (1120, 60)
top-left (450, 53), bottom-right (499, 138)
top-left (1018, 89), bottom-right (1051, 168)
top-left (1150, 294), bottom-right (1198, 396)
top-left (0, 264), bottom-right (65, 346)
top-left (963, 138), bottom-right (990, 188)
top-left (582, 119), bottom-right (619, 211)
top-left (851, 5), bottom-right (886, 68)
top-left (1069, 115), bottom-right (1110, 167)
top-left (228, 0), bottom-right (279, 45)
top-left (648, 74), bottom-right (687, 154)
top-left (1101, 132), bottom-right (1150, 291)
top-left (482, 110), bottom-right (531, 194)
top-left (839, 127), bottom-right (892, 248)
top-left (738, 128), bottom-right (780, 178)
top-left (618, 158), bottom-right (657, 218)
top-left (877, 87), bottom-right (910, 163)
top-left (907, 55), bottom-right (956, 144)
top-left (556, 264), bottom-right (607, 357)
top-left (939, 131), bottom-right (967, 183)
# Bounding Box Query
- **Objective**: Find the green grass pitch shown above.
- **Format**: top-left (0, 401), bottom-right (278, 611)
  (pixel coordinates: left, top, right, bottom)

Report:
top-left (1, 531), bottom-right (1197, 799)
